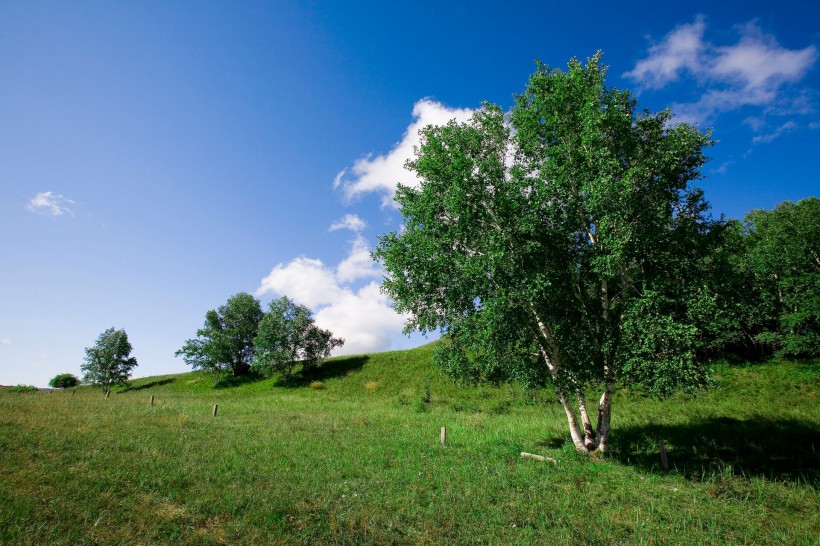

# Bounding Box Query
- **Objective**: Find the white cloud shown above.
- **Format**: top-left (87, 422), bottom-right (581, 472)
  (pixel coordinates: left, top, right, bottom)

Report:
top-left (625, 18), bottom-right (818, 124)
top-left (0, 337), bottom-right (11, 346)
top-left (751, 121), bottom-right (797, 144)
top-left (256, 237), bottom-right (407, 356)
top-left (336, 235), bottom-right (382, 283)
top-left (26, 191), bottom-right (75, 217)
top-left (329, 214), bottom-right (366, 233)
top-left (624, 16), bottom-right (707, 89)
top-left (257, 256), bottom-right (344, 308)
top-left (334, 99), bottom-right (475, 207)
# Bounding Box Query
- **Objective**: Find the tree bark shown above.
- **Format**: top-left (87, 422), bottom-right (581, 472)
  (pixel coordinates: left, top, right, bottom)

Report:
top-left (595, 383), bottom-right (614, 452)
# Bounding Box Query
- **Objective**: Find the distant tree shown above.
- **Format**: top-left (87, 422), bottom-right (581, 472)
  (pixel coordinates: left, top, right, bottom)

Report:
top-left (176, 293), bottom-right (264, 383)
top-left (742, 198), bottom-right (820, 357)
top-left (81, 328), bottom-right (138, 395)
top-left (375, 53), bottom-right (715, 453)
top-left (253, 296), bottom-right (344, 382)
top-left (48, 373), bottom-right (80, 389)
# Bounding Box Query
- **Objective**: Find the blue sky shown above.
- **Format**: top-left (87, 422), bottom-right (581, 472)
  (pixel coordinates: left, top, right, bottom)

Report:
top-left (2, 1), bottom-right (818, 386)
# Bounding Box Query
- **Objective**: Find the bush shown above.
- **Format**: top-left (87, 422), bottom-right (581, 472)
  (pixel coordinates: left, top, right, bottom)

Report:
top-left (49, 373), bottom-right (80, 389)
top-left (7, 385), bottom-right (38, 393)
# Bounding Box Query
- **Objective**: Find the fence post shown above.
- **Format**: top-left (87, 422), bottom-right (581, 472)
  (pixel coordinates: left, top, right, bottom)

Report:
top-left (212, 404), bottom-right (218, 417)
top-left (150, 395), bottom-right (154, 407)
top-left (440, 426), bottom-right (446, 448)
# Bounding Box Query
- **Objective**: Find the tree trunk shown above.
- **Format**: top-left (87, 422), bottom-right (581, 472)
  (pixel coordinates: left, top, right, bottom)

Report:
top-left (595, 383), bottom-right (614, 452)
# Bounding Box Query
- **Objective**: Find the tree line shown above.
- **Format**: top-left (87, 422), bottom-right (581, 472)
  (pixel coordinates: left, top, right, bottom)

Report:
top-left (71, 295), bottom-right (342, 392)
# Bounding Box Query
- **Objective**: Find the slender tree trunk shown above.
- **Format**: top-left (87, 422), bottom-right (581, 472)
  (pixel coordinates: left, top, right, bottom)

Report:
top-left (576, 393), bottom-right (597, 450)
top-left (595, 383), bottom-right (614, 452)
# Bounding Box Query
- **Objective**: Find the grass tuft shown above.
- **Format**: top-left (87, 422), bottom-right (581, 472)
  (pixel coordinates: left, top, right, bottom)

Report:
top-left (363, 380), bottom-right (378, 392)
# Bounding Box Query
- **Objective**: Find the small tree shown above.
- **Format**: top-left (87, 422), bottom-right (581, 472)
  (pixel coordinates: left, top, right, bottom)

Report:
top-left (81, 328), bottom-right (138, 395)
top-left (48, 373), bottom-right (80, 389)
top-left (254, 296), bottom-right (344, 382)
top-left (176, 293), bottom-right (264, 383)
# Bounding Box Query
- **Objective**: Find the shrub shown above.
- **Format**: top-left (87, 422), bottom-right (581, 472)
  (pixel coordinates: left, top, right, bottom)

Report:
top-left (48, 373), bottom-right (80, 389)
top-left (7, 385), bottom-right (38, 393)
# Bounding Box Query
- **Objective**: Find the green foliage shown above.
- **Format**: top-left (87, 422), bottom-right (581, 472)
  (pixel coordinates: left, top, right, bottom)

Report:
top-left (81, 327), bottom-right (138, 393)
top-left (48, 373), bottom-right (80, 389)
top-left (176, 293), bottom-right (264, 382)
top-left (376, 53), bottom-right (715, 449)
top-left (253, 296), bottom-right (344, 382)
top-left (6, 385), bottom-right (37, 393)
top-left (743, 198), bottom-right (819, 357)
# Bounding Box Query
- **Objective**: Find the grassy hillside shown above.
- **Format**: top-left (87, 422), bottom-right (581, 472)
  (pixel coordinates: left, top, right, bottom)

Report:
top-left (1, 345), bottom-right (818, 545)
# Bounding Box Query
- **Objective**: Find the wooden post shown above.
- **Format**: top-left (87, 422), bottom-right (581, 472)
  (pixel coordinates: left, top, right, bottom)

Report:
top-left (105, 389), bottom-right (110, 399)
top-left (440, 426), bottom-right (446, 448)
top-left (212, 404), bottom-right (218, 417)
top-left (150, 395), bottom-right (154, 407)
top-left (658, 439), bottom-right (669, 470)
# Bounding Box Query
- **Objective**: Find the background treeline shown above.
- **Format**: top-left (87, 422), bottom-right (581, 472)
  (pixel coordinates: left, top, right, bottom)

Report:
top-left (700, 197), bottom-right (818, 359)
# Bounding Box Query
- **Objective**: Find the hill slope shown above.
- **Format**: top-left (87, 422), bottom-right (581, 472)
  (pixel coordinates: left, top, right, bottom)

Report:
top-left (1, 347), bottom-right (818, 545)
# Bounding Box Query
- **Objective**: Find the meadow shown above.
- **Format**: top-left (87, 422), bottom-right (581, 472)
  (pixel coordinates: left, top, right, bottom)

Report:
top-left (1, 344), bottom-right (818, 545)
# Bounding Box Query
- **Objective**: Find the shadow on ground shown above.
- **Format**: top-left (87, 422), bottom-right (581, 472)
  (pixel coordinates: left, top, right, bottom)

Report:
top-left (120, 378), bottom-right (176, 392)
top-left (608, 416), bottom-right (820, 485)
top-left (281, 356), bottom-right (370, 387)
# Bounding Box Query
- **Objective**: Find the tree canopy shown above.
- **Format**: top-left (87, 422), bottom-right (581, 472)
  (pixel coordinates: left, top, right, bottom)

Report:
top-left (81, 327), bottom-right (138, 394)
top-left (375, 53), bottom-right (716, 453)
top-left (48, 373), bottom-right (80, 389)
top-left (176, 292), bottom-right (264, 381)
top-left (743, 197), bottom-right (819, 357)
top-left (253, 296), bottom-right (344, 382)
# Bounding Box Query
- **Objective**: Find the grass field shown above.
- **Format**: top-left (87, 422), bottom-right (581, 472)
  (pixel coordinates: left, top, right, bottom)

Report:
top-left (1, 344), bottom-right (818, 545)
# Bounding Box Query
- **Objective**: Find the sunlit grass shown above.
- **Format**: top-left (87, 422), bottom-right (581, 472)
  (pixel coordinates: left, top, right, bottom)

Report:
top-left (1, 347), bottom-right (817, 544)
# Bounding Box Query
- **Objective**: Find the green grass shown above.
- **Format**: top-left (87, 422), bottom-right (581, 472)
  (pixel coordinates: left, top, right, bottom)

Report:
top-left (1, 345), bottom-right (818, 545)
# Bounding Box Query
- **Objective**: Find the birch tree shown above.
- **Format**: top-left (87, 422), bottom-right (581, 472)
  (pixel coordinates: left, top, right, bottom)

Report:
top-left (375, 53), bottom-right (715, 453)
top-left (82, 327), bottom-right (138, 395)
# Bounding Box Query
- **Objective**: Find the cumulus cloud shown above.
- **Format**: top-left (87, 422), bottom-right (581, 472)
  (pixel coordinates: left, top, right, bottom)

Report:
top-left (257, 237), bottom-right (407, 356)
top-left (625, 18), bottom-right (818, 124)
top-left (334, 99), bottom-right (475, 207)
top-left (329, 214), bottom-right (366, 233)
top-left (336, 235), bottom-right (382, 283)
top-left (26, 191), bottom-right (75, 217)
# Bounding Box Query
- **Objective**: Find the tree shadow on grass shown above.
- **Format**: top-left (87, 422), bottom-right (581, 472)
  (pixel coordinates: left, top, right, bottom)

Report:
top-left (279, 356), bottom-right (370, 388)
top-left (213, 371), bottom-right (268, 389)
top-left (120, 378), bottom-right (176, 392)
top-left (608, 416), bottom-right (820, 486)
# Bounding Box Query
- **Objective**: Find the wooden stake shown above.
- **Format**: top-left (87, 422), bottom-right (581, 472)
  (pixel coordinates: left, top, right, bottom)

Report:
top-left (658, 440), bottom-right (669, 470)
top-left (150, 395), bottom-right (154, 407)
top-left (105, 389), bottom-right (110, 399)
top-left (520, 452), bottom-right (557, 464)
top-left (440, 426), bottom-right (446, 448)
top-left (212, 404), bottom-right (218, 417)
